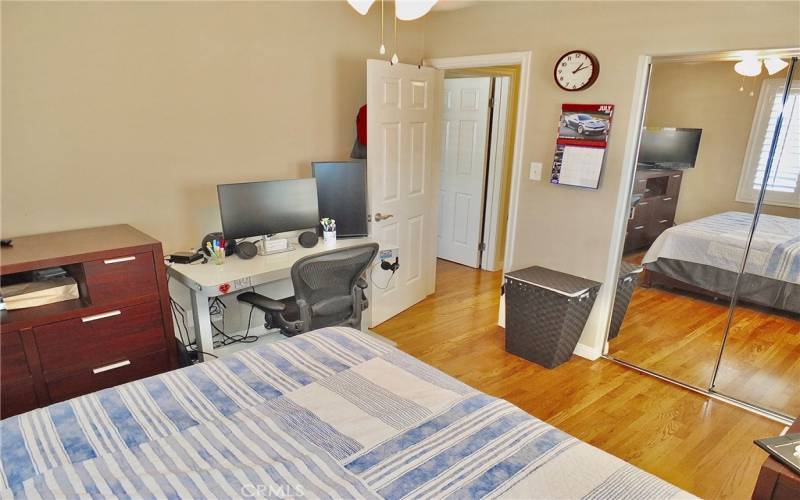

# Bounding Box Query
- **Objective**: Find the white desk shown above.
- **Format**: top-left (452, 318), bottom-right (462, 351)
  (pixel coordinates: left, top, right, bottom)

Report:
top-left (168, 237), bottom-right (374, 360)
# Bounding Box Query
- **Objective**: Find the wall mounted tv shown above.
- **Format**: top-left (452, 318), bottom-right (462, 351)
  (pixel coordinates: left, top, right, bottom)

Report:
top-left (638, 127), bottom-right (702, 169)
top-left (312, 160), bottom-right (368, 238)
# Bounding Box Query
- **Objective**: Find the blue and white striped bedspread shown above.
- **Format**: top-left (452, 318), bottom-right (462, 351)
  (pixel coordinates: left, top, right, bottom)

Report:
top-left (0, 327), bottom-right (690, 499)
top-left (643, 211), bottom-right (800, 284)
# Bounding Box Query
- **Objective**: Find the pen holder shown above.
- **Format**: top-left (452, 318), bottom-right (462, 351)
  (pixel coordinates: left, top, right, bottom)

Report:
top-left (323, 230), bottom-right (336, 245)
top-left (211, 251), bottom-right (226, 265)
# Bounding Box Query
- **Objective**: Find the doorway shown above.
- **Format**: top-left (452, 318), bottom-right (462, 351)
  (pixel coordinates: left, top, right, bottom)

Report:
top-left (436, 65), bottom-right (521, 272)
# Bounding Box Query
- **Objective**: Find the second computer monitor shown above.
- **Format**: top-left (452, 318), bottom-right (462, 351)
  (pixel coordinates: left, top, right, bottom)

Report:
top-left (217, 178), bottom-right (319, 240)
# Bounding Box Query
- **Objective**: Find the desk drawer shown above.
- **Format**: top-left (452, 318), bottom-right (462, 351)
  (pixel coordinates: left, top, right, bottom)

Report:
top-left (46, 349), bottom-right (170, 403)
top-left (84, 251), bottom-right (158, 305)
top-left (35, 301), bottom-right (166, 375)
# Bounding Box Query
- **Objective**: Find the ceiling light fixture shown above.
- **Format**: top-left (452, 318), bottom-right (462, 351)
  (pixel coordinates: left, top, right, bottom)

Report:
top-left (346, 0), bottom-right (375, 15)
top-left (348, 0), bottom-right (438, 21)
top-left (734, 58), bottom-right (762, 77)
top-left (395, 0), bottom-right (438, 21)
top-left (764, 57), bottom-right (789, 75)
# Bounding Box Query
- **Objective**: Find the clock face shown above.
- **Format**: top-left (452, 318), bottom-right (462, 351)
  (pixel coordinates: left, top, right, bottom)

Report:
top-left (554, 51), bottom-right (599, 91)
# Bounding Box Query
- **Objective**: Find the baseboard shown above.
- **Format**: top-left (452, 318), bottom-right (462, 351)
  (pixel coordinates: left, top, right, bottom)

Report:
top-left (573, 342), bottom-right (602, 361)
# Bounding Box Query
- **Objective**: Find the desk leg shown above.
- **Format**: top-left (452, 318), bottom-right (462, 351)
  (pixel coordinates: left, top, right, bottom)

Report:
top-left (190, 289), bottom-right (214, 361)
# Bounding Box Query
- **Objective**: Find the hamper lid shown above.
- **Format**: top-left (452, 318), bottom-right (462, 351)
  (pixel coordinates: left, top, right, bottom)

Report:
top-left (619, 261), bottom-right (643, 277)
top-left (505, 266), bottom-right (601, 297)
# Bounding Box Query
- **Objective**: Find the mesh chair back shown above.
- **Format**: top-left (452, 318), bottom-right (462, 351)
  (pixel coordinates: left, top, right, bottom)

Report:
top-left (290, 243), bottom-right (379, 329)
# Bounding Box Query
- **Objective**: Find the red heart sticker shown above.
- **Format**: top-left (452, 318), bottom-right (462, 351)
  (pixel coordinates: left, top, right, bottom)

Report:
top-left (218, 283), bottom-right (231, 294)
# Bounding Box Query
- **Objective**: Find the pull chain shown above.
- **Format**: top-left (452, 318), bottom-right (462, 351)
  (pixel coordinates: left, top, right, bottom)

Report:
top-left (391, 5), bottom-right (399, 65)
top-left (379, 0), bottom-right (386, 55)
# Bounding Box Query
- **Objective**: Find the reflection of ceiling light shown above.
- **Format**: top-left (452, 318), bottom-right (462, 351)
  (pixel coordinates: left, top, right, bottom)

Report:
top-left (734, 58), bottom-right (762, 77)
top-left (764, 57), bottom-right (789, 75)
top-left (396, 0), bottom-right (438, 20)
top-left (347, 0), bottom-right (375, 15)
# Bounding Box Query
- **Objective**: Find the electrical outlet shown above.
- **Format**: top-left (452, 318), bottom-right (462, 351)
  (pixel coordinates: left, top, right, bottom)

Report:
top-left (379, 248), bottom-right (399, 261)
top-left (529, 162), bottom-right (542, 181)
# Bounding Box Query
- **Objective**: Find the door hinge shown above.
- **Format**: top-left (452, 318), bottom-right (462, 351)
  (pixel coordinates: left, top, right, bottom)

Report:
top-left (479, 242), bottom-right (487, 252)
top-left (488, 97), bottom-right (494, 109)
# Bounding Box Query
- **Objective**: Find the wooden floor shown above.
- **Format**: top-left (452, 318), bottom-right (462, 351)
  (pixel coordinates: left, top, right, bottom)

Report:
top-left (373, 259), bottom-right (785, 499)
top-left (610, 251), bottom-right (800, 417)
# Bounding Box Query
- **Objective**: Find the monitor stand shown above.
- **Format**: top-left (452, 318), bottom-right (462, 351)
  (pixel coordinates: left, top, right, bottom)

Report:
top-left (257, 235), bottom-right (296, 256)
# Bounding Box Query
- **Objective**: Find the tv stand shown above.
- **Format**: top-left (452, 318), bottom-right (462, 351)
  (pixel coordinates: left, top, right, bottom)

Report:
top-left (624, 169), bottom-right (683, 253)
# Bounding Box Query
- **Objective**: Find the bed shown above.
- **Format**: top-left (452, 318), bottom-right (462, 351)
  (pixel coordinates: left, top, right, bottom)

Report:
top-left (642, 211), bottom-right (800, 314)
top-left (0, 327), bottom-right (690, 499)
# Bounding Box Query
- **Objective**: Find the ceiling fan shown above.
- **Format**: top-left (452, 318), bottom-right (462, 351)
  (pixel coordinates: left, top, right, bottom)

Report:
top-left (347, 0), bottom-right (438, 21)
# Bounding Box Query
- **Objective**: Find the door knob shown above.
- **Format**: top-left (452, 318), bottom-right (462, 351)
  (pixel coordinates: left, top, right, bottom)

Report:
top-left (374, 212), bottom-right (394, 222)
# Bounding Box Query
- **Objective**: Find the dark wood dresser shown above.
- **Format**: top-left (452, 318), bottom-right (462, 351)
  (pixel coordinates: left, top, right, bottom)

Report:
top-left (624, 168), bottom-right (683, 253)
top-left (0, 225), bottom-right (177, 419)
top-left (753, 417), bottom-right (800, 500)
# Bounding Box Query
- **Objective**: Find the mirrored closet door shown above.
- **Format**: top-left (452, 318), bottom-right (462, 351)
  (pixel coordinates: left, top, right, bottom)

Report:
top-left (607, 51), bottom-right (799, 422)
top-left (711, 57), bottom-right (800, 418)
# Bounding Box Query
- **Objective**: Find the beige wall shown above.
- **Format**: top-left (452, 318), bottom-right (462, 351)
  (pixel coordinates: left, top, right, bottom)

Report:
top-left (645, 61), bottom-right (795, 224)
top-left (1, 1), bottom-right (423, 252)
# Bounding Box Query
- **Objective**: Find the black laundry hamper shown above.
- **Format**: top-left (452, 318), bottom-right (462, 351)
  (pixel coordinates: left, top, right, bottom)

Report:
top-left (607, 262), bottom-right (644, 341)
top-left (504, 266), bottom-right (602, 369)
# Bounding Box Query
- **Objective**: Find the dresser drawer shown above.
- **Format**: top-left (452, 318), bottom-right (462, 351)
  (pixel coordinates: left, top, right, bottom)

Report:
top-left (34, 301), bottom-right (166, 376)
top-left (1, 331), bottom-right (31, 381)
top-left (1, 331), bottom-right (39, 418)
top-left (1, 378), bottom-right (39, 419)
top-left (46, 349), bottom-right (170, 403)
top-left (84, 251), bottom-right (158, 305)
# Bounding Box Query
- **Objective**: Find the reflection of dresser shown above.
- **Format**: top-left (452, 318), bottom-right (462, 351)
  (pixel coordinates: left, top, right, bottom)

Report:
top-left (624, 169), bottom-right (683, 253)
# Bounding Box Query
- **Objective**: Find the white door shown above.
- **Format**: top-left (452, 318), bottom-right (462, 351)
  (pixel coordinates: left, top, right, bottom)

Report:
top-left (367, 59), bottom-right (442, 327)
top-left (437, 77), bottom-right (492, 268)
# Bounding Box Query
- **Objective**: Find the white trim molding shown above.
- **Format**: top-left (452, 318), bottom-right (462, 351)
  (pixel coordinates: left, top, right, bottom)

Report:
top-left (425, 51), bottom-right (532, 273)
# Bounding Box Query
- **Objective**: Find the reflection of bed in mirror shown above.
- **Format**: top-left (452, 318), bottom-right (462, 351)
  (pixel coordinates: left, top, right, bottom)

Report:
top-left (641, 211), bottom-right (800, 314)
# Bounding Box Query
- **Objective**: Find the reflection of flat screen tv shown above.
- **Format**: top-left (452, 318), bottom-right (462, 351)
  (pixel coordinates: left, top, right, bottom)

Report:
top-left (312, 161), bottom-right (368, 238)
top-left (638, 127), bottom-right (702, 169)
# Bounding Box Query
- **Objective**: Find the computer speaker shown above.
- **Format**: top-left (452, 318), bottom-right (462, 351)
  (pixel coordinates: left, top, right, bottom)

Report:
top-left (298, 231), bottom-right (318, 248)
top-left (235, 241), bottom-right (258, 260)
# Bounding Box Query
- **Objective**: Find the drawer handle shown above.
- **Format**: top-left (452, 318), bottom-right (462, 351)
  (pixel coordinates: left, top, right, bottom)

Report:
top-left (93, 360), bottom-right (131, 374)
top-left (659, 219), bottom-right (669, 224)
top-left (82, 310), bottom-right (121, 323)
top-left (639, 202), bottom-right (648, 206)
top-left (104, 256), bottom-right (136, 264)
top-left (634, 225), bottom-right (645, 230)
top-left (672, 175), bottom-right (680, 178)
top-left (663, 197), bottom-right (672, 201)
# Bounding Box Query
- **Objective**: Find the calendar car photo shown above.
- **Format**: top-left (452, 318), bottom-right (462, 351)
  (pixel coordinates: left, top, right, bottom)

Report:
top-left (560, 112), bottom-right (609, 137)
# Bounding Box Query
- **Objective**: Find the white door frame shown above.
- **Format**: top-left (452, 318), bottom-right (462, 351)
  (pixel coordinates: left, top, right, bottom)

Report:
top-left (425, 52), bottom-right (532, 273)
top-left (482, 76), bottom-right (511, 272)
top-left (599, 55), bottom-right (652, 357)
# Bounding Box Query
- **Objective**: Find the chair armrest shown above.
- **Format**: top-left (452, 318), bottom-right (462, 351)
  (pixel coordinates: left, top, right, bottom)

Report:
top-left (237, 291), bottom-right (286, 312)
top-left (356, 277), bottom-right (369, 289)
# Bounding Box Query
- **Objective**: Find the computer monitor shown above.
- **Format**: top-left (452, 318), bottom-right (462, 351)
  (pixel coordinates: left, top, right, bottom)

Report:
top-left (638, 127), bottom-right (702, 169)
top-left (217, 178), bottom-right (319, 240)
top-left (312, 161), bottom-right (368, 238)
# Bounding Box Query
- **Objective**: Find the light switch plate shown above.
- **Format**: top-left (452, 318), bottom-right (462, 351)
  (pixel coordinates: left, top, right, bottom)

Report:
top-left (529, 162), bottom-right (542, 181)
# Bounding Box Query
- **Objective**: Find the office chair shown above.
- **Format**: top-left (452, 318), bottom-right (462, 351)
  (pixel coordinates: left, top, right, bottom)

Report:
top-left (237, 243), bottom-right (379, 336)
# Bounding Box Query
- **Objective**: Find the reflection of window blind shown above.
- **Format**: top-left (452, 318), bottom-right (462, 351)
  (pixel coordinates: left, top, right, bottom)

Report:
top-left (753, 86), bottom-right (800, 194)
